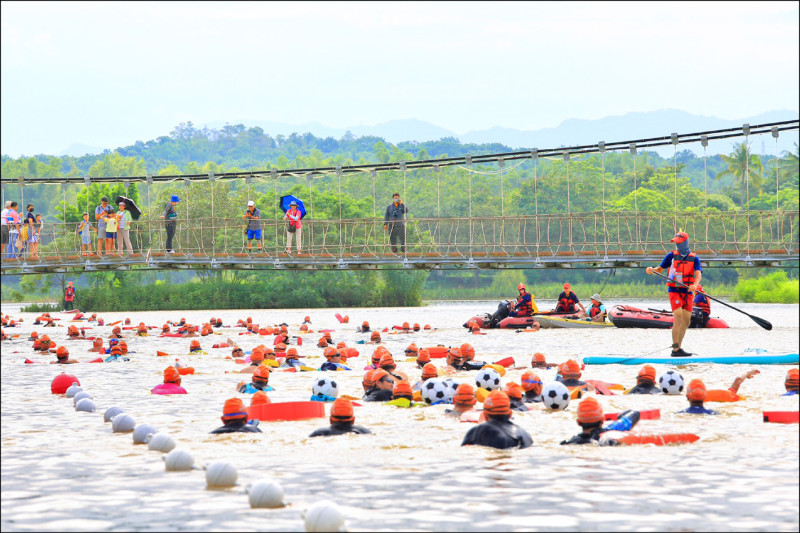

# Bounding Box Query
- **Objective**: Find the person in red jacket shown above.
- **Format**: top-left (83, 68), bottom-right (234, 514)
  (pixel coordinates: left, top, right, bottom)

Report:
top-left (64, 281), bottom-right (76, 311)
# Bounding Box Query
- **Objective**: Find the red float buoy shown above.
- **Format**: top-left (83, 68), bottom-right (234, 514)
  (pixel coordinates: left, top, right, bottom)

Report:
top-left (51, 372), bottom-right (80, 394)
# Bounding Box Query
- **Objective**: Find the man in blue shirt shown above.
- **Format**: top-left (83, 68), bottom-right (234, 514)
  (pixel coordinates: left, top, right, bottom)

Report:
top-left (243, 200), bottom-right (262, 253)
top-left (645, 231), bottom-right (702, 357)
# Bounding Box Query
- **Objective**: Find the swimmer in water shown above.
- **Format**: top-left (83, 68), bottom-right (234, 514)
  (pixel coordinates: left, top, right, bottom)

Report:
top-left (560, 397), bottom-right (641, 445)
top-left (209, 398), bottom-right (261, 434)
top-left (504, 382), bottom-right (529, 412)
top-left (444, 383), bottom-right (478, 417)
top-left (104, 344), bottom-right (130, 362)
top-left (413, 363), bottom-right (439, 392)
top-left (151, 367), bottom-right (188, 395)
top-left (280, 347), bottom-right (303, 369)
top-left (364, 348), bottom-right (384, 370)
top-left (556, 359), bottom-right (595, 393)
top-left (415, 348), bottom-right (431, 369)
top-left (238, 366), bottom-right (274, 393)
top-left (531, 352), bottom-right (555, 369)
top-left (405, 343), bottom-right (418, 359)
top-left (626, 365), bottom-right (661, 395)
top-left (379, 353), bottom-right (408, 381)
top-left (367, 330), bottom-right (382, 344)
top-left (461, 390), bottom-right (532, 449)
top-left (452, 343), bottom-right (487, 371)
top-left (188, 339), bottom-right (204, 354)
top-left (521, 371), bottom-right (544, 402)
top-left (309, 398), bottom-right (371, 437)
top-left (358, 320), bottom-right (370, 333)
top-left (136, 322), bottom-right (148, 336)
top-left (784, 369), bottom-right (799, 396)
top-left (679, 379), bottom-right (718, 415)
top-left (238, 346), bottom-right (264, 374)
top-left (320, 348), bottom-right (352, 371)
top-left (362, 369), bottom-right (396, 402)
top-left (51, 346), bottom-right (79, 364)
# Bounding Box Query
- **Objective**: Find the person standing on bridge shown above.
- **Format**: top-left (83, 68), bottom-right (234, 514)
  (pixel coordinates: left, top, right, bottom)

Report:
top-left (384, 192), bottom-right (408, 253)
top-left (243, 200), bottom-right (262, 253)
top-left (116, 201), bottom-right (134, 255)
top-left (94, 196), bottom-right (111, 256)
top-left (645, 231), bottom-right (702, 357)
top-left (284, 200), bottom-right (302, 254)
top-left (160, 195), bottom-right (180, 253)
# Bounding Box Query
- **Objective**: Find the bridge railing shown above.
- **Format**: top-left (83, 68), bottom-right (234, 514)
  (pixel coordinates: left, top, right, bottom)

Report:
top-left (2, 210), bottom-right (797, 265)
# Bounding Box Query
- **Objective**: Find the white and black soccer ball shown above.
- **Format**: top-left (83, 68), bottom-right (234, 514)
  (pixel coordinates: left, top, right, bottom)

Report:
top-left (312, 377), bottom-right (339, 398)
top-left (421, 378), bottom-right (449, 405)
top-left (476, 368), bottom-right (502, 391)
top-left (541, 381), bottom-right (570, 410)
top-left (658, 370), bottom-right (684, 395)
top-left (442, 379), bottom-right (460, 404)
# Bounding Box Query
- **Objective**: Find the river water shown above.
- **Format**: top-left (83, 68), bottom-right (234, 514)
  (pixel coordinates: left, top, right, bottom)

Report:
top-left (1, 299), bottom-right (798, 532)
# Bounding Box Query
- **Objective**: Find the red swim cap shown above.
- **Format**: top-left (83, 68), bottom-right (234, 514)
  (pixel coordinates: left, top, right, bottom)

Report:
top-left (686, 379), bottom-right (707, 402)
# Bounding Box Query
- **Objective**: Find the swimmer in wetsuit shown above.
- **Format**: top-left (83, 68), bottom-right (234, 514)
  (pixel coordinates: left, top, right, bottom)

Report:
top-left (444, 383), bottom-right (478, 417)
top-left (521, 371), bottom-right (544, 402)
top-left (320, 348), bottom-right (352, 371)
top-left (362, 369), bottom-right (396, 402)
top-left (556, 359), bottom-right (595, 394)
top-left (415, 348), bottom-right (431, 369)
top-left (210, 398), bottom-right (262, 434)
top-left (784, 369), bottom-right (799, 396)
top-left (680, 379), bottom-right (718, 415)
top-left (413, 363), bottom-right (439, 392)
top-left (309, 398), bottom-right (372, 437)
top-left (379, 353), bottom-right (407, 381)
top-left (626, 365), bottom-right (661, 395)
top-left (561, 397), bottom-right (641, 445)
top-left (238, 366), bottom-right (274, 393)
top-left (504, 382), bottom-right (529, 412)
top-left (448, 344), bottom-right (487, 371)
top-left (461, 390), bottom-right (533, 449)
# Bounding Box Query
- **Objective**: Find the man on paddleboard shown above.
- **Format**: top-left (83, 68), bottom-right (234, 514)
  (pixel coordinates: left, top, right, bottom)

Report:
top-left (645, 231), bottom-right (702, 357)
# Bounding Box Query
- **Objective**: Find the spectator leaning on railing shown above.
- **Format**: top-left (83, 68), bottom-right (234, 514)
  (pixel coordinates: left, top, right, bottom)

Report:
top-left (1, 200), bottom-right (10, 256)
top-left (160, 195), bottom-right (179, 253)
top-left (94, 196), bottom-right (111, 255)
top-left (116, 201), bottom-right (134, 255)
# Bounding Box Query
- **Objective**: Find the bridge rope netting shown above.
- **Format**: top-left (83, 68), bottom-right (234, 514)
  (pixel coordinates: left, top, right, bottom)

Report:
top-left (1, 120), bottom-right (797, 274)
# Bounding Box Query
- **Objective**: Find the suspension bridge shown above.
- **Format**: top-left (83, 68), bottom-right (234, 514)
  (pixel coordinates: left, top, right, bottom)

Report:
top-left (1, 120), bottom-right (798, 276)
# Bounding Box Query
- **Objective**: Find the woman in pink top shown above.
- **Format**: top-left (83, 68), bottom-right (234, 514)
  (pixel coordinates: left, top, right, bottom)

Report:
top-left (151, 367), bottom-right (187, 395)
top-left (283, 200), bottom-right (303, 254)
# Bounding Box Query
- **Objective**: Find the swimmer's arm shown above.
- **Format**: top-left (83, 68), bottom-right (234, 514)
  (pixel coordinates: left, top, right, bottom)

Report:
top-left (729, 369), bottom-right (759, 394)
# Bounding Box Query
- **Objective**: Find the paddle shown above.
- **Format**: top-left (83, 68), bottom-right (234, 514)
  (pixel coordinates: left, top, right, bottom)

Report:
top-left (650, 271), bottom-right (772, 331)
top-left (647, 308), bottom-right (673, 315)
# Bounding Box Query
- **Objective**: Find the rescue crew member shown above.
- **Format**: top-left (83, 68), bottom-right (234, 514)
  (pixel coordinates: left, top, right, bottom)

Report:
top-left (309, 398), bottom-right (372, 437)
top-left (561, 397), bottom-right (641, 445)
top-left (554, 283), bottom-right (586, 315)
top-left (210, 398), bottom-right (262, 434)
top-left (691, 284), bottom-right (711, 328)
top-left (646, 230), bottom-right (702, 357)
top-left (508, 283), bottom-right (537, 317)
top-left (586, 293), bottom-right (607, 323)
top-left (64, 281), bottom-right (76, 311)
top-left (461, 390), bottom-right (532, 449)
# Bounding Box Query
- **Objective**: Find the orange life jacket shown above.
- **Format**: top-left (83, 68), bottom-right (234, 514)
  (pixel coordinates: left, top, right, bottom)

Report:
top-left (694, 293), bottom-right (710, 314)
top-left (666, 251), bottom-right (697, 289)
top-left (558, 293), bottom-right (576, 312)
top-left (64, 287), bottom-right (75, 301)
top-left (515, 292), bottom-right (532, 316)
top-left (589, 304), bottom-right (606, 319)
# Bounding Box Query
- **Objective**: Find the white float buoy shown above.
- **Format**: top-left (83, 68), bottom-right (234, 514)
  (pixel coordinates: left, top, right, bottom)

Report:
top-left (65, 383), bottom-right (83, 398)
top-left (304, 500), bottom-right (346, 532)
top-left (72, 391), bottom-right (93, 406)
top-left (164, 449), bottom-right (194, 471)
top-left (104, 406), bottom-right (124, 423)
top-left (132, 424), bottom-right (157, 444)
top-left (112, 413), bottom-right (136, 433)
top-left (147, 432), bottom-right (176, 453)
top-left (75, 398), bottom-right (96, 413)
top-left (246, 480), bottom-right (285, 508)
top-left (205, 462), bottom-right (238, 487)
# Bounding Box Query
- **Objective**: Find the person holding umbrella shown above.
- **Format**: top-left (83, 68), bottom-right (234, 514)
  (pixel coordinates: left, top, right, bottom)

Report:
top-left (242, 200), bottom-right (262, 253)
top-left (283, 199), bottom-right (302, 254)
top-left (116, 201), bottom-right (134, 255)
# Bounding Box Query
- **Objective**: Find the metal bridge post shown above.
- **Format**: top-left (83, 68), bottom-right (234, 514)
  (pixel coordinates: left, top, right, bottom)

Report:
top-left (599, 142), bottom-right (608, 257)
top-left (208, 172), bottom-right (215, 256)
top-left (772, 126), bottom-right (779, 212)
top-left (563, 150), bottom-right (572, 248)
top-left (337, 165), bottom-right (343, 259)
top-left (466, 154), bottom-right (473, 259)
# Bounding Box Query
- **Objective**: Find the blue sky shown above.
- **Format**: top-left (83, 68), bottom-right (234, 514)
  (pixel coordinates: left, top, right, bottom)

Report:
top-left (2, 1), bottom-right (798, 157)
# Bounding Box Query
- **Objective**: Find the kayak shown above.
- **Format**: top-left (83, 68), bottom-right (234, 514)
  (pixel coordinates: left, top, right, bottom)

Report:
top-left (583, 352), bottom-right (799, 365)
top-left (536, 316), bottom-right (614, 329)
top-left (609, 305), bottom-right (729, 329)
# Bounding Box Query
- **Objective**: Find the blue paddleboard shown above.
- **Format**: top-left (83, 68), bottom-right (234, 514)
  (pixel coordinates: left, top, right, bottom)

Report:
top-left (583, 353), bottom-right (799, 365)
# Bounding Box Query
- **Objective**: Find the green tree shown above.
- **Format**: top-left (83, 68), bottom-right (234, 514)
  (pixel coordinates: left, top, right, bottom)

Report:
top-left (715, 142), bottom-right (764, 207)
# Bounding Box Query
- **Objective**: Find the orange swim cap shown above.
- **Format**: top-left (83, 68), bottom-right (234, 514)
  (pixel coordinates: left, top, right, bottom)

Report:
top-left (250, 347), bottom-right (265, 363)
top-left (686, 379), bottom-right (707, 402)
top-left (317, 337), bottom-right (328, 347)
top-left (190, 340), bottom-right (201, 350)
top-left (362, 370), bottom-right (378, 391)
top-left (417, 348), bottom-right (431, 365)
top-left (118, 341), bottom-right (128, 354)
top-left (30, 331), bottom-right (38, 339)
top-left (483, 390), bottom-right (512, 417)
top-left (637, 365), bottom-right (657, 384)
top-left (330, 398), bottom-right (354, 424)
top-left (413, 323), bottom-right (420, 331)
top-left (33, 340), bottom-right (42, 349)
top-left (251, 391), bottom-right (271, 405)
top-left (405, 343), bottom-right (418, 355)
top-left (560, 359), bottom-right (581, 379)
top-left (110, 345), bottom-right (123, 355)
top-left (286, 347), bottom-right (298, 359)
top-left (577, 397), bottom-right (604, 424)
top-left (402, 321), bottom-right (410, 330)
top-left (362, 321), bottom-right (369, 328)
top-left (324, 347), bottom-right (340, 359)
top-left (504, 382), bottom-right (523, 400)
top-left (56, 346), bottom-right (69, 358)
top-left (164, 366), bottom-right (181, 384)
top-left (460, 343), bottom-right (475, 360)
top-left (424, 324), bottom-right (431, 330)
top-left (258, 328), bottom-right (269, 336)
top-left (453, 383), bottom-right (477, 407)
top-left (162, 324), bottom-right (170, 332)
top-left (421, 363), bottom-right (438, 380)
top-left (336, 341), bottom-right (347, 349)
top-left (93, 338), bottom-right (102, 347)
top-left (380, 354), bottom-right (396, 371)
top-left (253, 366), bottom-right (271, 381)
top-left (275, 343), bottom-right (287, 352)
top-left (446, 348), bottom-right (463, 365)
top-left (222, 398), bottom-right (247, 421)
top-left (299, 324), bottom-right (308, 332)
top-left (304, 316), bottom-right (311, 322)
top-left (41, 335), bottom-right (51, 342)
top-left (124, 318), bottom-right (131, 325)
top-left (521, 371), bottom-right (543, 394)
top-left (280, 325), bottom-right (288, 334)
top-left (370, 331), bottom-right (381, 342)
top-left (785, 368), bottom-right (799, 391)
top-left (392, 381), bottom-right (413, 400)
top-left (370, 350), bottom-right (382, 366)
top-left (371, 369), bottom-right (390, 384)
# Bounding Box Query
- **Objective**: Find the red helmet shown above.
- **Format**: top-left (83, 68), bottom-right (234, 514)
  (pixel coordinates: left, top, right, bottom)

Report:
top-left (518, 283), bottom-right (526, 291)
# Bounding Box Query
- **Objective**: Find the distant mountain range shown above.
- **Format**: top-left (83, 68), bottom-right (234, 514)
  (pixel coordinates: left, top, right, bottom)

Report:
top-left (60, 109), bottom-right (798, 157)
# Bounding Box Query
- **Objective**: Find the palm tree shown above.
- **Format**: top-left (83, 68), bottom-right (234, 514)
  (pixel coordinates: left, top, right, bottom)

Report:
top-left (779, 142), bottom-right (799, 188)
top-left (715, 142), bottom-right (764, 207)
